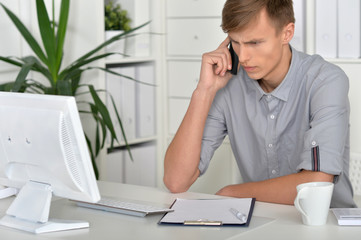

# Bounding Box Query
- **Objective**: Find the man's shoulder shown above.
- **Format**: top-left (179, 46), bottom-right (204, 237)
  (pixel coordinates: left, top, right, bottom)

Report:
top-left (294, 50), bottom-right (347, 82)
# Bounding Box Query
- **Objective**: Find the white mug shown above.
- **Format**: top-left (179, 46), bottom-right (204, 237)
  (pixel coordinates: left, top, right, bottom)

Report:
top-left (294, 182), bottom-right (334, 226)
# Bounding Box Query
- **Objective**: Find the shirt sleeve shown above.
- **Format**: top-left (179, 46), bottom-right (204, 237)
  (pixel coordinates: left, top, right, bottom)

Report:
top-left (199, 91), bottom-right (228, 175)
top-left (297, 63), bottom-right (350, 178)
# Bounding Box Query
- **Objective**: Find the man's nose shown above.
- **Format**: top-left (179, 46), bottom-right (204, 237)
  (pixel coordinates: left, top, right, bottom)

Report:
top-left (238, 46), bottom-right (250, 64)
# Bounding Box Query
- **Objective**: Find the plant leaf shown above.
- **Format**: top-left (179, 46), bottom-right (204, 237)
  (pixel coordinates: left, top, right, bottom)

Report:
top-left (109, 93), bottom-right (133, 161)
top-left (94, 66), bottom-right (157, 86)
top-left (23, 79), bottom-right (49, 94)
top-left (12, 63), bottom-right (34, 92)
top-left (0, 82), bottom-right (15, 91)
top-left (0, 56), bottom-right (23, 68)
top-left (0, 56), bottom-right (53, 85)
top-left (95, 122), bottom-right (101, 156)
top-left (61, 53), bottom-right (115, 76)
top-left (36, 0), bottom-right (57, 80)
top-left (68, 69), bottom-right (83, 95)
top-left (56, 79), bottom-right (72, 95)
top-left (21, 56), bottom-right (53, 84)
top-left (55, 0), bottom-right (70, 73)
top-left (88, 102), bottom-right (107, 154)
top-left (0, 3), bottom-right (48, 65)
top-left (71, 21), bottom-right (150, 65)
top-left (58, 67), bottom-right (83, 95)
top-left (88, 85), bottom-right (117, 141)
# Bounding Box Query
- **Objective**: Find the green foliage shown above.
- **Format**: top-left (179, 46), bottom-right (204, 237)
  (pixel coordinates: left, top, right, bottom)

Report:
top-left (105, 1), bottom-right (131, 31)
top-left (0, 0), bottom-right (149, 179)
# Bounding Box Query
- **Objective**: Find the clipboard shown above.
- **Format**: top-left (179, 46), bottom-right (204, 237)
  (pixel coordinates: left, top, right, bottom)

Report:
top-left (158, 198), bottom-right (256, 226)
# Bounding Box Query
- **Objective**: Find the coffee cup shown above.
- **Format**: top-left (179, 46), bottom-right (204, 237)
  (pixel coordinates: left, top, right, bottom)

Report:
top-left (294, 182), bottom-right (334, 226)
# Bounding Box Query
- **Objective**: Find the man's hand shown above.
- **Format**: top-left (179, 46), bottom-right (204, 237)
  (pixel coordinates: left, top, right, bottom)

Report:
top-left (197, 37), bottom-right (235, 94)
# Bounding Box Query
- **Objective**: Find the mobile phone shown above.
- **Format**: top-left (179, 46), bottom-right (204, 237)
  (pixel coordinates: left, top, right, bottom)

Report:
top-left (228, 42), bottom-right (239, 75)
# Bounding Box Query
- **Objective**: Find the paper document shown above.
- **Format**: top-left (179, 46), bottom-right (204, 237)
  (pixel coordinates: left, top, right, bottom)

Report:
top-left (332, 208), bottom-right (361, 225)
top-left (159, 198), bottom-right (255, 226)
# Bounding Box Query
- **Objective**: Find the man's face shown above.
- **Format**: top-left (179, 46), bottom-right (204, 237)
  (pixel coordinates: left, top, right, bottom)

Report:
top-left (228, 8), bottom-right (290, 84)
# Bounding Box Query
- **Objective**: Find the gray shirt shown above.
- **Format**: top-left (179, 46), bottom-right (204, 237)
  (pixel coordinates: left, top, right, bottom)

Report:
top-left (199, 46), bottom-right (356, 208)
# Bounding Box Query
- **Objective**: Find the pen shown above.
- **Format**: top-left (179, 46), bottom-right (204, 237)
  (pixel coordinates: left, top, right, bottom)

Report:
top-left (230, 208), bottom-right (247, 222)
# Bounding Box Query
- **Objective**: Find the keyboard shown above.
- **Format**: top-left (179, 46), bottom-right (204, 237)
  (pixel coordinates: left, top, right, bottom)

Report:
top-left (74, 197), bottom-right (174, 217)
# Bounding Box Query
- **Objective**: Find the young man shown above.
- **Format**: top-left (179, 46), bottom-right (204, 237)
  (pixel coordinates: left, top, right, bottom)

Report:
top-left (163, 0), bottom-right (356, 207)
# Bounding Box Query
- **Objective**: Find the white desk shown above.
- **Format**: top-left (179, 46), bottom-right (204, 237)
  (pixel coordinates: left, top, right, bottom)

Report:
top-left (0, 181), bottom-right (360, 240)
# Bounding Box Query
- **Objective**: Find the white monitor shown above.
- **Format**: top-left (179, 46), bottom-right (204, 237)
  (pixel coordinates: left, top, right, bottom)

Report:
top-left (0, 92), bottom-right (100, 233)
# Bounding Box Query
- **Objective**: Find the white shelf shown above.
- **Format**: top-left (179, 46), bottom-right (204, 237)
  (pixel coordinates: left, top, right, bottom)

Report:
top-left (101, 0), bottom-right (161, 186)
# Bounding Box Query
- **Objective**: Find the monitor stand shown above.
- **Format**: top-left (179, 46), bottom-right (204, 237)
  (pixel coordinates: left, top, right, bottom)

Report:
top-left (0, 181), bottom-right (89, 234)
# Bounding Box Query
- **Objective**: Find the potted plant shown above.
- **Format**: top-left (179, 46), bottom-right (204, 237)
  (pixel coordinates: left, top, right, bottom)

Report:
top-left (0, 0), bottom-right (149, 179)
top-left (104, 0), bottom-right (131, 59)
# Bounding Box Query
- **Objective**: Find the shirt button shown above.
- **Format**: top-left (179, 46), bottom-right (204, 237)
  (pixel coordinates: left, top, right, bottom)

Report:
top-left (268, 143), bottom-right (273, 148)
top-left (311, 141), bottom-right (317, 146)
top-left (270, 114), bottom-right (275, 119)
top-left (272, 170), bottom-right (277, 175)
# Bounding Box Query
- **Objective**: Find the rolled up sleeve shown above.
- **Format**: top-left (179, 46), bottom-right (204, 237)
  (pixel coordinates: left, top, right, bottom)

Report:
top-left (298, 65), bottom-right (349, 179)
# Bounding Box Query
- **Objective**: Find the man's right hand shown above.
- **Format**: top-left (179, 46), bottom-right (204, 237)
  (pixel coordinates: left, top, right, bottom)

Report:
top-left (197, 37), bottom-right (235, 94)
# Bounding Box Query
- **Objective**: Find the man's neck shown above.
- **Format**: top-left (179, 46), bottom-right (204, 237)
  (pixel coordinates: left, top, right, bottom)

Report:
top-left (258, 45), bottom-right (292, 93)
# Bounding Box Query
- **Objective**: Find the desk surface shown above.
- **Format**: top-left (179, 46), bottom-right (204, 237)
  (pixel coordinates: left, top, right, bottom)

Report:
top-left (0, 181), bottom-right (361, 240)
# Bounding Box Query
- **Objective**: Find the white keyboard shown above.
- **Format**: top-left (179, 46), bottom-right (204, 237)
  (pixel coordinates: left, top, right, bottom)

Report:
top-left (74, 197), bottom-right (174, 217)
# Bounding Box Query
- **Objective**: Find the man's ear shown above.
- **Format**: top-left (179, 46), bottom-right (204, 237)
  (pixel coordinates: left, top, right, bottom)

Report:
top-left (282, 22), bottom-right (295, 44)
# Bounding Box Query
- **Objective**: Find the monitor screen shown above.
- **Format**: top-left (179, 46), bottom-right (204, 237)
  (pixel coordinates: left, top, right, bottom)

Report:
top-left (0, 92), bottom-right (100, 233)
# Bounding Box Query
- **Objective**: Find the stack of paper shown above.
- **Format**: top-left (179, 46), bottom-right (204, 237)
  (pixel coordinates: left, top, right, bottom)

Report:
top-left (331, 208), bottom-right (361, 225)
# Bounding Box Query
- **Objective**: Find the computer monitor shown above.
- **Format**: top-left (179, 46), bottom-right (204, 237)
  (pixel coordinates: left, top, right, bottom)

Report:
top-left (0, 92), bottom-right (100, 233)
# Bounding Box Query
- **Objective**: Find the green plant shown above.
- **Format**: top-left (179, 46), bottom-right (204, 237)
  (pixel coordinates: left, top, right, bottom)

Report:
top-left (0, 0), bottom-right (149, 179)
top-left (105, 1), bottom-right (131, 31)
